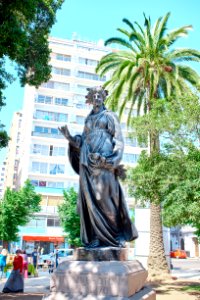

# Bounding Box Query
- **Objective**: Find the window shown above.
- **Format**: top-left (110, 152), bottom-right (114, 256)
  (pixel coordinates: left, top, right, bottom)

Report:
top-left (78, 57), bottom-right (98, 66)
top-left (32, 144), bottom-right (49, 155)
top-left (54, 82), bottom-right (70, 91)
top-left (32, 162), bottom-right (48, 174)
top-left (47, 218), bottom-right (54, 226)
top-left (16, 133), bottom-right (20, 143)
top-left (30, 180), bottom-right (38, 187)
top-left (47, 218), bottom-right (60, 227)
top-left (55, 53), bottom-right (71, 61)
top-left (77, 71), bottom-right (106, 81)
top-left (49, 164), bottom-right (65, 175)
top-left (55, 98), bottom-right (68, 106)
top-left (52, 67), bottom-right (71, 76)
top-left (18, 119), bottom-right (22, 128)
top-left (33, 126), bottom-right (63, 139)
top-left (36, 95), bottom-right (53, 104)
top-left (125, 137), bottom-right (137, 147)
top-left (16, 146), bottom-right (19, 155)
top-left (122, 153), bottom-right (139, 163)
top-left (35, 110), bottom-right (68, 122)
top-left (77, 85), bottom-right (90, 94)
top-left (76, 115), bottom-right (85, 125)
top-left (39, 181), bottom-right (46, 187)
top-left (41, 81), bottom-right (54, 89)
top-left (41, 81), bottom-right (70, 91)
top-left (47, 181), bottom-right (64, 188)
top-left (51, 146), bottom-right (65, 156)
top-left (25, 218), bottom-right (45, 228)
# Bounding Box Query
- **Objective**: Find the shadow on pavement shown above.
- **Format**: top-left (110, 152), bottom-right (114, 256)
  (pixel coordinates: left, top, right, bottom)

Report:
top-left (0, 293), bottom-right (44, 300)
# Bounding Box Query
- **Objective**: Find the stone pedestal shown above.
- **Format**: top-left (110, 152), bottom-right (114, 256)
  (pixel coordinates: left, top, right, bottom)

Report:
top-left (74, 247), bottom-right (128, 261)
top-left (44, 248), bottom-right (156, 299)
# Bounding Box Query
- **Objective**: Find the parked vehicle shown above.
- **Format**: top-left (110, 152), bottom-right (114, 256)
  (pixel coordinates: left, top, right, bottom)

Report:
top-left (57, 248), bottom-right (74, 264)
top-left (38, 248), bottom-right (74, 267)
top-left (170, 249), bottom-right (187, 259)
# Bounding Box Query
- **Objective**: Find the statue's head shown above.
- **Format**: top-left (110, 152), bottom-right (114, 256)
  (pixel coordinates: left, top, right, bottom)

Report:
top-left (85, 86), bottom-right (108, 107)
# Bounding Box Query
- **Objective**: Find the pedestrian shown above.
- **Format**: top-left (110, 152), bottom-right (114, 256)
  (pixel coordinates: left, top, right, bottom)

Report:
top-left (21, 250), bottom-right (28, 278)
top-left (2, 249), bottom-right (24, 293)
top-left (31, 248), bottom-right (38, 270)
top-left (0, 249), bottom-right (7, 279)
top-left (47, 252), bottom-right (55, 274)
top-left (54, 246), bottom-right (59, 268)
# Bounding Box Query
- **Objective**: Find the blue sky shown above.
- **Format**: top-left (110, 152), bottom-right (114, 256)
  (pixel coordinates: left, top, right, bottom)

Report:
top-left (1, 0), bottom-right (200, 162)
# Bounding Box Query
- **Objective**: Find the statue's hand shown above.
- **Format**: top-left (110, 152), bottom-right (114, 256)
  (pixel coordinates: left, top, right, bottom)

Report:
top-left (58, 125), bottom-right (71, 140)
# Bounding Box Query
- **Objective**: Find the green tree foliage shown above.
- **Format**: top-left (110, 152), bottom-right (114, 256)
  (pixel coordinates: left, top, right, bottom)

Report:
top-left (0, 180), bottom-right (41, 241)
top-left (0, 124), bottom-right (10, 149)
top-left (58, 188), bottom-right (81, 247)
top-left (127, 145), bottom-right (200, 235)
top-left (162, 146), bottom-right (200, 233)
top-left (97, 12), bottom-right (200, 278)
top-left (0, 0), bottom-right (64, 148)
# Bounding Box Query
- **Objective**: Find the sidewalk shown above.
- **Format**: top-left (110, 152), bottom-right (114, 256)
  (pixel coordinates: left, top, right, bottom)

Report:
top-left (0, 270), bottom-right (49, 299)
top-left (0, 270), bottom-right (199, 299)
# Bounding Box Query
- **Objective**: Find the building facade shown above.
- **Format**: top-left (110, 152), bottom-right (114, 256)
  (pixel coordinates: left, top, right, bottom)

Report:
top-left (4, 111), bottom-right (22, 191)
top-left (0, 161), bottom-right (6, 198)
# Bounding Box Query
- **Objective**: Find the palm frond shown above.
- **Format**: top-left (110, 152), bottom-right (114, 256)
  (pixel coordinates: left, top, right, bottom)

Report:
top-left (155, 12), bottom-right (171, 41)
top-left (177, 65), bottom-right (200, 86)
top-left (105, 37), bottom-right (135, 51)
top-left (166, 25), bottom-right (192, 46)
top-left (119, 94), bottom-right (129, 118)
top-left (117, 27), bottom-right (131, 38)
top-left (134, 21), bottom-right (145, 36)
top-left (122, 18), bottom-right (135, 31)
top-left (113, 77), bottom-right (127, 100)
top-left (127, 94), bottom-right (138, 125)
top-left (167, 48), bottom-right (200, 61)
top-left (96, 62), bottom-right (121, 77)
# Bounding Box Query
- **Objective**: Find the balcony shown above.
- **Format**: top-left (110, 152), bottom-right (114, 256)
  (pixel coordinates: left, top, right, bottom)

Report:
top-left (31, 131), bottom-right (64, 139)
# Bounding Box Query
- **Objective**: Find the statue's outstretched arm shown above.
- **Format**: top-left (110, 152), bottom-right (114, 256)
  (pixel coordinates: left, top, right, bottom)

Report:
top-left (58, 125), bottom-right (81, 148)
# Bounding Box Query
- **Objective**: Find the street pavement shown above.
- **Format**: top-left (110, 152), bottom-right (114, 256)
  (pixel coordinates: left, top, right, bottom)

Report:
top-left (0, 269), bottom-right (50, 294)
top-left (171, 258), bottom-right (200, 279)
top-left (0, 258), bottom-right (199, 298)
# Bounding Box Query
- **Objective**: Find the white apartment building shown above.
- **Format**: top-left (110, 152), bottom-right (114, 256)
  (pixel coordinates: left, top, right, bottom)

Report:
top-left (0, 161), bottom-right (6, 198)
top-left (16, 37), bottom-right (145, 254)
top-left (4, 111), bottom-right (22, 191)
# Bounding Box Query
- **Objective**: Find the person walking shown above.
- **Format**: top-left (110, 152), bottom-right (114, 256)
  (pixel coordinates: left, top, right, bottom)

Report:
top-left (21, 250), bottom-right (28, 278)
top-left (54, 246), bottom-right (59, 268)
top-left (31, 248), bottom-right (38, 270)
top-left (0, 249), bottom-right (7, 279)
top-left (2, 249), bottom-right (24, 293)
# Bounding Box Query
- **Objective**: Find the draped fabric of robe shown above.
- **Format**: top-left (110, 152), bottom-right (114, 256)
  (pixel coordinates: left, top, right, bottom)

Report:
top-left (69, 107), bottom-right (138, 247)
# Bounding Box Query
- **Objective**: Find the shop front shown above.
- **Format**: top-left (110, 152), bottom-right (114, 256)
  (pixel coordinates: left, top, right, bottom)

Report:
top-left (22, 235), bottom-right (65, 254)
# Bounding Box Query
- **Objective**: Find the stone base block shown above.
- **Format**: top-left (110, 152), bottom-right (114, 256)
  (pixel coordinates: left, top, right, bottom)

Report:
top-left (44, 286), bottom-right (156, 299)
top-left (50, 260), bottom-right (148, 298)
top-left (74, 247), bottom-right (128, 261)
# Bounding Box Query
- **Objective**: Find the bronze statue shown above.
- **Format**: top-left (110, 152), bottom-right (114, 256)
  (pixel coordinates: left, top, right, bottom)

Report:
top-left (59, 86), bottom-right (138, 248)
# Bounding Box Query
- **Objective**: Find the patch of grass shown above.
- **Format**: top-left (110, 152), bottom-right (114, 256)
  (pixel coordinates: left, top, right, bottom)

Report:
top-left (181, 285), bottom-right (200, 292)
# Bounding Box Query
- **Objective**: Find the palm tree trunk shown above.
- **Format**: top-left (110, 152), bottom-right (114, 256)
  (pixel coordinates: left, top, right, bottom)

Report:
top-left (148, 202), bottom-right (169, 278)
top-left (147, 128), bottom-right (170, 279)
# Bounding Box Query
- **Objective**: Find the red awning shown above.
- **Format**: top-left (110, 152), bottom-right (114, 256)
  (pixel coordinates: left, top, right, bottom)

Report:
top-left (23, 236), bottom-right (64, 243)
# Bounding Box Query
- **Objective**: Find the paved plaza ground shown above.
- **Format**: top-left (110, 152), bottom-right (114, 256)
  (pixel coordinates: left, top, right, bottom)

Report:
top-left (0, 260), bottom-right (199, 299)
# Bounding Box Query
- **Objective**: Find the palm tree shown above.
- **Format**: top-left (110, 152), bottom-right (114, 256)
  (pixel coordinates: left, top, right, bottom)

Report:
top-left (96, 12), bottom-right (200, 278)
